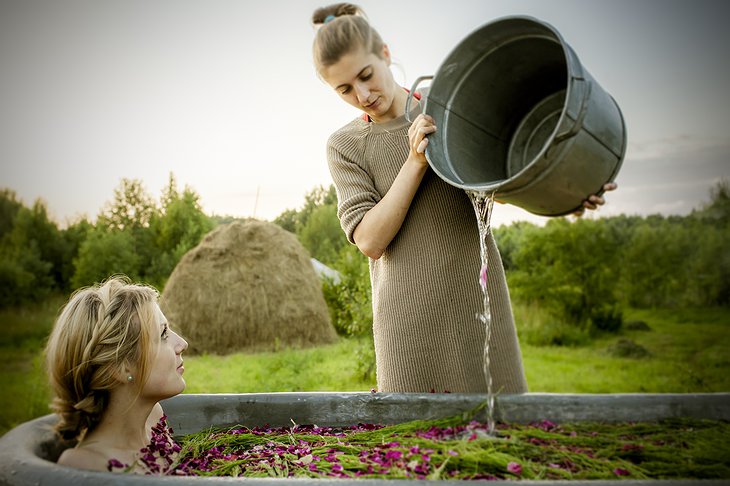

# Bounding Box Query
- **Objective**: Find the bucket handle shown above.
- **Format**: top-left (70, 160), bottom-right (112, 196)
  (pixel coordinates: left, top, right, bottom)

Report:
top-left (552, 76), bottom-right (591, 145)
top-left (405, 75), bottom-right (433, 123)
top-left (546, 76), bottom-right (591, 159)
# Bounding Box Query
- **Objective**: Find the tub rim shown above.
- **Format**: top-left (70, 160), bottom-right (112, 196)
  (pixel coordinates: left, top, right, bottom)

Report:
top-left (1, 392), bottom-right (728, 486)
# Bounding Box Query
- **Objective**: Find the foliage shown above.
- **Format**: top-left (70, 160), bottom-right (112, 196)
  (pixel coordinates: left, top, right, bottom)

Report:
top-left (508, 218), bottom-right (623, 331)
top-left (0, 189), bottom-right (23, 240)
top-left (0, 197), bottom-right (62, 306)
top-left (71, 227), bottom-right (141, 287)
top-left (321, 245), bottom-right (372, 337)
top-left (616, 213), bottom-right (729, 308)
top-left (273, 185), bottom-right (338, 238)
top-left (97, 178), bottom-right (156, 231)
top-left (273, 184), bottom-right (372, 343)
top-left (0, 173), bottom-right (213, 306)
top-left (299, 204), bottom-right (347, 265)
top-left (512, 301), bottom-right (590, 347)
top-left (692, 177), bottom-right (730, 226)
top-left (70, 174), bottom-right (212, 289)
top-left (146, 175), bottom-right (213, 288)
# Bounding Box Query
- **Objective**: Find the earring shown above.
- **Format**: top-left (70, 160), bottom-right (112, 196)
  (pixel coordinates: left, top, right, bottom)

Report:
top-left (127, 375), bottom-right (133, 383)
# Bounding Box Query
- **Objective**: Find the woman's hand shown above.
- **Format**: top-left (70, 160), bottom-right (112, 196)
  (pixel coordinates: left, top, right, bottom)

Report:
top-left (407, 114), bottom-right (437, 165)
top-left (573, 182), bottom-right (618, 217)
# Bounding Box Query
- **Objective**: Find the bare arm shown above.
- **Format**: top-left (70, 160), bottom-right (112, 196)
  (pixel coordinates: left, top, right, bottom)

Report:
top-left (353, 114), bottom-right (436, 259)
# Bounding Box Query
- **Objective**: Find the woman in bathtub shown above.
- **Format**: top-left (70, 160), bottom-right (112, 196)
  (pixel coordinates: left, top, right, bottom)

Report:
top-left (45, 275), bottom-right (188, 472)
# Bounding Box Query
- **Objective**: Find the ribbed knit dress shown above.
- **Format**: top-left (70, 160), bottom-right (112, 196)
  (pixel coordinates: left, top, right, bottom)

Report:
top-left (326, 99), bottom-right (528, 394)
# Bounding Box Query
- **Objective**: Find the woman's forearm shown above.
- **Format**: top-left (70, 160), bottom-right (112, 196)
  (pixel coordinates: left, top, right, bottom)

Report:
top-left (353, 156), bottom-right (428, 260)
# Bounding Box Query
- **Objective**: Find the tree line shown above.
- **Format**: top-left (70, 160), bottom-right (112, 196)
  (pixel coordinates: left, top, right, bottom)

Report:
top-left (2, 177), bottom-right (728, 341)
top-left (275, 181), bottom-right (730, 339)
top-left (0, 175), bottom-right (212, 307)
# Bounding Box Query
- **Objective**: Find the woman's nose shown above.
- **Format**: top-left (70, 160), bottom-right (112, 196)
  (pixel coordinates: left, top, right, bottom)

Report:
top-left (355, 82), bottom-right (370, 104)
top-left (175, 332), bottom-right (189, 353)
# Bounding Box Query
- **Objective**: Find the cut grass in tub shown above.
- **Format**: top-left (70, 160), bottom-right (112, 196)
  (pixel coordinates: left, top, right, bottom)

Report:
top-left (122, 411), bottom-right (729, 480)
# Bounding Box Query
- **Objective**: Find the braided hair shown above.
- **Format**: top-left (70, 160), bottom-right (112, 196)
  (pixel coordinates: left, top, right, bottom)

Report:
top-left (44, 276), bottom-right (158, 441)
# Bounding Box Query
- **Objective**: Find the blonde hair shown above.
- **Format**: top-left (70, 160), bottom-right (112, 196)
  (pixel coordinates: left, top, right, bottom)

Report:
top-left (45, 276), bottom-right (159, 441)
top-left (311, 3), bottom-right (385, 74)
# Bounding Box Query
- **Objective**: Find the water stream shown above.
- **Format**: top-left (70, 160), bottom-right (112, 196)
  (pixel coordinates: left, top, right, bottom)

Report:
top-left (467, 190), bottom-right (497, 437)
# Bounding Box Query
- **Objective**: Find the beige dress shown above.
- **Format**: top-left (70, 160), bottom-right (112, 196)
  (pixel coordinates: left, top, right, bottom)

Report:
top-left (326, 100), bottom-right (528, 394)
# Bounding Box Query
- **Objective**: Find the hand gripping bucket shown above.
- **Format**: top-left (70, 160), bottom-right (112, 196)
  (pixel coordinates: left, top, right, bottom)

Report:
top-left (407, 16), bottom-right (627, 216)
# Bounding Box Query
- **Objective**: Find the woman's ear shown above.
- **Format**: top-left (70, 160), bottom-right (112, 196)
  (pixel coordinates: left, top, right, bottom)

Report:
top-left (117, 363), bottom-right (136, 385)
top-left (382, 44), bottom-right (392, 65)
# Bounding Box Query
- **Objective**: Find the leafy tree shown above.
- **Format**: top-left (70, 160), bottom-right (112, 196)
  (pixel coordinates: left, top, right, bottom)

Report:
top-left (97, 178), bottom-right (156, 231)
top-left (57, 218), bottom-right (93, 291)
top-left (684, 223), bottom-right (730, 306)
top-left (71, 227), bottom-right (140, 288)
top-left (273, 185), bottom-right (338, 235)
top-left (322, 244), bottom-right (372, 337)
top-left (299, 204), bottom-right (347, 265)
top-left (274, 184), bottom-right (373, 342)
top-left (272, 208), bottom-right (299, 234)
top-left (0, 240), bottom-right (53, 307)
top-left (494, 221), bottom-right (535, 271)
top-left (9, 200), bottom-right (65, 287)
top-left (0, 199), bottom-right (62, 305)
top-left (619, 220), bottom-right (685, 307)
top-left (509, 218), bottom-right (622, 331)
top-left (0, 189), bottom-right (22, 240)
top-left (692, 178), bottom-right (730, 227)
top-left (146, 175), bottom-right (213, 287)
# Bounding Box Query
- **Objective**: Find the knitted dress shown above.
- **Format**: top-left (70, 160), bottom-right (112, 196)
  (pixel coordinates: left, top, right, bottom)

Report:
top-left (326, 101), bottom-right (528, 394)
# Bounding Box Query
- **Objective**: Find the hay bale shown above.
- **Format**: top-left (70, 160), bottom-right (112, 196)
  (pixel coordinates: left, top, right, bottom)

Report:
top-left (160, 220), bottom-right (337, 355)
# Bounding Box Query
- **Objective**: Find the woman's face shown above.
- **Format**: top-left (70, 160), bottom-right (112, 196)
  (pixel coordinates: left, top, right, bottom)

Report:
top-left (141, 303), bottom-right (188, 400)
top-left (322, 45), bottom-right (400, 123)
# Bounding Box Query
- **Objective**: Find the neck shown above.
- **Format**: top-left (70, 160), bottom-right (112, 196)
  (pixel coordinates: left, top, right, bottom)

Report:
top-left (82, 388), bottom-right (156, 451)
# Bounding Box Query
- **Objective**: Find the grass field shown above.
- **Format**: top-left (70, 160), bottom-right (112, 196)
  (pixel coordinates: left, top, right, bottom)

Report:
top-left (1, 299), bottom-right (728, 436)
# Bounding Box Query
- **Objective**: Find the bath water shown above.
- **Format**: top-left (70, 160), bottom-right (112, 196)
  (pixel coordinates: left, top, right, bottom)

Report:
top-left (468, 190), bottom-right (497, 437)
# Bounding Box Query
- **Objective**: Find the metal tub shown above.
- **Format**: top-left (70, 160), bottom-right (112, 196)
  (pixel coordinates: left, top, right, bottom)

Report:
top-left (1, 392), bottom-right (728, 485)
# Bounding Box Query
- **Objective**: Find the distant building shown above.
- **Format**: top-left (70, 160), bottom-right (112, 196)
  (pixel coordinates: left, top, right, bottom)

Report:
top-left (310, 258), bottom-right (342, 284)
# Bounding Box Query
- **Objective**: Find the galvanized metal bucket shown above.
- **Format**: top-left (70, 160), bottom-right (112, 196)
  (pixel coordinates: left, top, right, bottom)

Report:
top-left (407, 16), bottom-right (627, 216)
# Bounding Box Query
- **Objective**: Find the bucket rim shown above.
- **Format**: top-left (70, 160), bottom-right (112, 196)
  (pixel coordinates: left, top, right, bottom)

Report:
top-left (422, 15), bottom-right (586, 194)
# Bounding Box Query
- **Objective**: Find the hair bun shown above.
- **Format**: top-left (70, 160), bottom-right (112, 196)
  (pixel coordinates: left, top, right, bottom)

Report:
top-left (312, 3), bottom-right (364, 26)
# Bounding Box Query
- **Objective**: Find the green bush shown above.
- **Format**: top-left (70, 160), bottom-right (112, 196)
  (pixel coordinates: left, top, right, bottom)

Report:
top-left (590, 303), bottom-right (623, 333)
top-left (321, 245), bottom-right (372, 337)
top-left (71, 228), bottom-right (140, 287)
top-left (512, 300), bottom-right (590, 347)
top-left (508, 218), bottom-right (622, 330)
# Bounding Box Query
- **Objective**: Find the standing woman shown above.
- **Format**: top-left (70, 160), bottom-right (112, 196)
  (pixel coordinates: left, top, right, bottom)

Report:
top-left (45, 276), bottom-right (188, 472)
top-left (311, 3), bottom-right (613, 393)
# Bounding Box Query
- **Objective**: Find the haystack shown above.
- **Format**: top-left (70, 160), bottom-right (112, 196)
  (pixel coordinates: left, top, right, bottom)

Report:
top-left (160, 220), bottom-right (337, 355)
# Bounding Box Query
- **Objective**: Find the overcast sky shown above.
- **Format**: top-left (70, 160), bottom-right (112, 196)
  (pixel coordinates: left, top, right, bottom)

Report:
top-left (1, 0), bottom-right (729, 228)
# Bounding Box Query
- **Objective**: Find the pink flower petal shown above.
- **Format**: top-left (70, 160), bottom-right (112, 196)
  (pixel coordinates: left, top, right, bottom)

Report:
top-left (479, 264), bottom-right (488, 289)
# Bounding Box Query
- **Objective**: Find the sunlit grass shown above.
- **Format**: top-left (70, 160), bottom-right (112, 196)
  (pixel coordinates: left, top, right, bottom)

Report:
top-left (0, 296), bottom-right (62, 434)
top-left (520, 307), bottom-right (730, 393)
top-left (1, 299), bottom-right (728, 436)
top-left (183, 337), bottom-right (374, 393)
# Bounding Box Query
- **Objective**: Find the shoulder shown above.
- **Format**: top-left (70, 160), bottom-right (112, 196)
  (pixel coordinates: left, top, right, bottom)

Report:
top-left (146, 402), bottom-right (165, 430)
top-left (328, 117), bottom-right (370, 151)
top-left (57, 447), bottom-right (108, 472)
